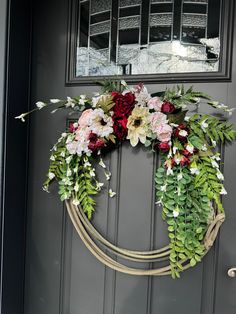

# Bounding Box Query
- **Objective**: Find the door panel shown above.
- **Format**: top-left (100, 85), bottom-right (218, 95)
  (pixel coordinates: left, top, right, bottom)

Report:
top-left (25, 0), bottom-right (236, 313)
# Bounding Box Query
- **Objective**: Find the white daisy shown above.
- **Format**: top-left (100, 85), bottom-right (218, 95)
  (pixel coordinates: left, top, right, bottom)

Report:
top-left (89, 108), bottom-right (113, 137)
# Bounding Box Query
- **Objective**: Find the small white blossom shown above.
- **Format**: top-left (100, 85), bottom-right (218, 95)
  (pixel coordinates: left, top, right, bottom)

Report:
top-left (61, 132), bottom-right (67, 138)
top-left (155, 199), bottom-right (163, 206)
top-left (72, 199), bottom-right (80, 206)
top-left (179, 130), bottom-right (188, 137)
top-left (186, 144), bottom-right (194, 154)
top-left (173, 210), bottom-right (179, 218)
top-left (67, 168), bottom-right (72, 177)
top-left (167, 167), bottom-right (173, 176)
top-left (48, 172), bottom-right (55, 180)
top-left (96, 182), bottom-right (104, 191)
top-left (211, 159), bottom-right (219, 169)
top-left (201, 144), bottom-right (207, 151)
top-left (173, 146), bottom-right (178, 154)
top-left (220, 186), bottom-right (227, 195)
top-left (105, 170), bottom-right (111, 181)
top-left (212, 154), bottom-right (221, 161)
top-left (90, 169), bottom-right (96, 177)
top-left (184, 116), bottom-right (190, 122)
top-left (50, 99), bottom-right (60, 103)
top-left (201, 119), bottom-right (208, 130)
top-left (79, 95), bottom-right (86, 105)
top-left (65, 96), bottom-right (76, 108)
top-left (217, 171), bottom-right (224, 180)
top-left (36, 101), bottom-right (46, 109)
top-left (160, 184), bottom-right (167, 192)
top-left (177, 173), bottom-right (183, 181)
top-left (15, 113), bottom-right (27, 122)
top-left (74, 182), bottom-right (79, 192)
top-left (99, 158), bottom-right (106, 169)
top-left (60, 151), bottom-right (65, 157)
top-left (109, 189), bottom-right (116, 198)
top-left (190, 167), bottom-right (199, 175)
top-left (211, 139), bottom-right (217, 147)
top-left (121, 80), bottom-right (127, 87)
top-left (84, 161), bottom-right (91, 168)
top-left (66, 156), bottom-right (72, 164)
top-left (50, 155), bottom-right (55, 161)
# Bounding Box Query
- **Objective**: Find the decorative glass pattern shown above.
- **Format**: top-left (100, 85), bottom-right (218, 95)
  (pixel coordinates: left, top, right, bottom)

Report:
top-left (150, 14), bottom-right (173, 26)
top-left (182, 14), bottom-right (207, 27)
top-left (90, 21), bottom-right (111, 35)
top-left (119, 16), bottom-right (140, 30)
top-left (76, 0), bottom-right (221, 77)
top-left (91, 0), bottom-right (112, 14)
top-left (119, 0), bottom-right (141, 7)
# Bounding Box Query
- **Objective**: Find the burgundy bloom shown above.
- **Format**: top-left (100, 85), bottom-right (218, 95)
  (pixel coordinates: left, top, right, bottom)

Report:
top-left (158, 142), bottom-right (171, 153)
top-left (181, 149), bottom-right (192, 157)
top-left (112, 115), bottom-right (128, 141)
top-left (161, 101), bottom-right (175, 114)
top-left (174, 124), bottom-right (190, 142)
top-left (112, 92), bottom-right (135, 117)
top-left (180, 155), bottom-right (191, 167)
top-left (69, 122), bottom-right (77, 133)
top-left (88, 132), bottom-right (105, 152)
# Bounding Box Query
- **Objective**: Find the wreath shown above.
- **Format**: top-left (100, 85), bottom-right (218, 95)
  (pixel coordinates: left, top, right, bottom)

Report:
top-left (16, 81), bottom-right (236, 278)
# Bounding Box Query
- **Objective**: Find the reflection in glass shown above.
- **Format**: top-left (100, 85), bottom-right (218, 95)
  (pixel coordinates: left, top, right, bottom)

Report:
top-left (76, 0), bottom-right (221, 77)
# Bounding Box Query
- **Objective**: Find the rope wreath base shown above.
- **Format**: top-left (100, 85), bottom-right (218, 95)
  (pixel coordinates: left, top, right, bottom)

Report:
top-left (65, 199), bottom-right (225, 276)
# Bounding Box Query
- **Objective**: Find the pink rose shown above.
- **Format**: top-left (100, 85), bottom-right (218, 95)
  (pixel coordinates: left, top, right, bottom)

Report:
top-left (75, 126), bottom-right (90, 141)
top-left (78, 109), bottom-right (93, 128)
top-left (149, 112), bottom-right (167, 133)
top-left (148, 97), bottom-right (163, 111)
top-left (156, 124), bottom-right (173, 142)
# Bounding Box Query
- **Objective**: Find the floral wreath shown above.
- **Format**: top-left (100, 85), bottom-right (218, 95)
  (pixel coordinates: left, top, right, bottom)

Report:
top-left (16, 81), bottom-right (236, 278)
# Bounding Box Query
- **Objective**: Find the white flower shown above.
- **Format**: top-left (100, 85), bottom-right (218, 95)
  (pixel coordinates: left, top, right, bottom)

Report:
top-left (60, 151), bottom-right (65, 158)
top-left (201, 119), bottom-right (208, 130)
top-left (173, 146), bottom-right (178, 154)
top-left (179, 130), bottom-right (188, 137)
top-left (36, 101), bottom-right (46, 109)
top-left (15, 113), bottom-right (27, 122)
top-left (211, 159), bottom-right (219, 169)
top-left (84, 161), bottom-right (91, 168)
top-left (74, 182), bottom-right (79, 192)
top-left (66, 156), bottom-right (72, 164)
top-left (89, 108), bottom-right (113, 137)
top-left (212, 154), bottom-right (221, 161)
top-left (79, 95), bottom-right (86, 105)
top-left (72, 199), bottom-right (80, 206)
top-left (201, 144), bottom-right (207, 151)
top-left (121, 80), bottom-right (127, 87)
top-left (167, 167), bottom-right (174, 176)
top-left (184, 116), bottom-right (190, 122)
top-left (50, 155), bottom-right (55, 161)
top-left (48, 172), bottom-right (55, 180)
top-left (61, 132), bottom-right (67, 138)
top-left (67, 168), bottom-right (72, 177)
top-left (211, 139), bottom-right (217, 147)
top-left (173, 209), bottom-right (179, 218)
top-left (105, 170), bottom-right (111, 181)
top-left (92, 95), bottom-right (101, 108)
top-left (50, 99), bottom-right (60, 103)
top-left (220, 186), bottom-right (227, 195)
top-left (177, 173), bottom-right (183, 181)
top-left (99, 158), bottom-right (106, 169)
top-left (65, 96), bottom-right (76, 108)
top-left (90, 169), bottom-right (96, 177)
top-left (190, 167), bottom-right (199, 175)
top-left (186, 144), bottom-right (194, 154)
top-left (96, 182), bottom-right (104, 191)
top-left (160, 185), bottom-right (167, 192)
top-left (217, 171), bottom-right (224, 180)
top-left (109, 189), bottom-right (116, 198)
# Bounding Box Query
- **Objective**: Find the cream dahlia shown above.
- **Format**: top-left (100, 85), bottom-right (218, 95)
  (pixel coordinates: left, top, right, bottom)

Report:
top-left (89, 108), bottom-right (113, 137)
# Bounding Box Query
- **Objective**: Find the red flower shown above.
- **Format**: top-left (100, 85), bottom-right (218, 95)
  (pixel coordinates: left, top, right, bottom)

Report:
top-left (180, 155), bottom-right (191, 167)
top-left (181, 149), bottom-right (192, 157)
top-left (69, 122), bottom-right (77, 133)
top-left (174, 124), bottom-right (190, 142)
top-left (161, 101), bottom-right (175, 114)
top-left (158, 142), bottom-right (171, 153)
top-left (112, 92), bottom-right (135, 117)
top-left (88, 132), bottom-right (105, 152)
top-left (112, 115), bottom-right (128, 141)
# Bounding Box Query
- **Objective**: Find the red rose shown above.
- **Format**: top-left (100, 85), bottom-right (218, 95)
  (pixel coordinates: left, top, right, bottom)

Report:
top-left (180, 155), bottom-right (191, 167)
top-left (112, 115), bottom-right (128, 141)
top-left (158, 142), bottom-right (171, 153)
top-left (161, 101), bottom-right (175, 114)
top-left (174, 124), bottom-right (190, 142)
top-left (113, 92), bottom-right (135, 117)
top-left (88, 133), bottom-right (105, 152)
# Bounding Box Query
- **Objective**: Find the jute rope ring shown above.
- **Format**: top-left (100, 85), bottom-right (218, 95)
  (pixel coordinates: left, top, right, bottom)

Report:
top-left (65, 199), bottom-right (225, 276)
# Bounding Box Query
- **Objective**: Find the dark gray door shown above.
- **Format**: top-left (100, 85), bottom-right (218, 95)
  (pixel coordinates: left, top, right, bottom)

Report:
top-left (24, 1), bottom-right (236, 313)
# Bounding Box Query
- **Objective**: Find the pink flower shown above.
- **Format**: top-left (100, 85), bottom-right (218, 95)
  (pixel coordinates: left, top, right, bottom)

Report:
top-left (75, 126), bottom-right (90, 141)
top-left (149, 112), bottom-right (168, 133)
top-left (156, 124), bottom-right (173, 142)
top-left (147, 97), bottom-right (163, 111)
top-left (78, 109), bottom-right (93, 128)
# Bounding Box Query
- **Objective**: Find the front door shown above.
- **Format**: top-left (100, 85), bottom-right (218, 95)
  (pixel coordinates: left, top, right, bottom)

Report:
top-left (24, 1), bottom-right (236, 313)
